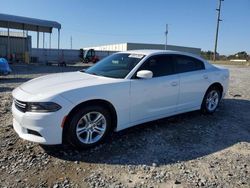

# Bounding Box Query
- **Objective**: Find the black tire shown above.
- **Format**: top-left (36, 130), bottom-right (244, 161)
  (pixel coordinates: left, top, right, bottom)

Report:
top-left (66, 105), bottom-right (112, 149)
top-left (201, 86), bottom-right (222, 114)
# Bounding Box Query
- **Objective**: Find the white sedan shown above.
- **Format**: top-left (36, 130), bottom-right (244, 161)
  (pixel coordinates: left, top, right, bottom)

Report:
top-left (12, 50), bottom-right (229, 149)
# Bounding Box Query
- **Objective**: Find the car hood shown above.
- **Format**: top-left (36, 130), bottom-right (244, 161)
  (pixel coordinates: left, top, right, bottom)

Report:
top-left (19, 71), bottom-right (120, 96)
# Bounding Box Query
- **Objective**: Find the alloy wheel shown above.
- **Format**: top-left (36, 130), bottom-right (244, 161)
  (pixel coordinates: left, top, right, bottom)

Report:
top-left (206, 90), bottom-right (219, 111)
top-left (76, 111), bottom-right (107, 144)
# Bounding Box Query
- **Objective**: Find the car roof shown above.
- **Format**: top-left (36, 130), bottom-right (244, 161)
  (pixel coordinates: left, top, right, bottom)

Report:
top-left (118, 49), bottom-right (170, 56)
top-left (117, 49), bottom-right (205, 63)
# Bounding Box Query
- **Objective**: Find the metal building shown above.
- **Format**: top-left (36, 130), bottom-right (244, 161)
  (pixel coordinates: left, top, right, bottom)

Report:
top-left (84, 42), bottom-right (201, 55)
top-left (0, 31), bottom-right (31, 60)
top-left (0, 13), bottom-right (61, 62)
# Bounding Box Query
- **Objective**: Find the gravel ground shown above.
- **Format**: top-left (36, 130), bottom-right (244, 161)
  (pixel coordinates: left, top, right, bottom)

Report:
top-left (0, 63), bottom-right (249, 188)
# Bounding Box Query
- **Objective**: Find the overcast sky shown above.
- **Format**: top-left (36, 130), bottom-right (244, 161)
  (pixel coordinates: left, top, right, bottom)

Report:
top-left (1, 0), bottom-right (249, 55)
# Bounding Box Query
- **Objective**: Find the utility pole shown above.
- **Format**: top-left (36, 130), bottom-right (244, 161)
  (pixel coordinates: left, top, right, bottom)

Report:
top-left (70, 36), bottom-right (72, 49)
top-left (214, 0), bottom-right (224, 61)
top-left (165, 24), bottom-right (168, 50)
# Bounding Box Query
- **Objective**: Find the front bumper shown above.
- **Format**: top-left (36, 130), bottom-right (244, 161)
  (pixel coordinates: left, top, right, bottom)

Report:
top-left (12, 89), bottom-right (73, 145)
top-left (12, 104), bottom-right (63, 144)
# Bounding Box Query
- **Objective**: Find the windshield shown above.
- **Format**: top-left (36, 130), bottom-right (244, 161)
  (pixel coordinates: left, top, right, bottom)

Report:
top-left (84, 53), bottom-right (145, 78)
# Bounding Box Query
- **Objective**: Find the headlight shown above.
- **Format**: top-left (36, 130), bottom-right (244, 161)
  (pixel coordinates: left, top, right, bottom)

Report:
top-left (26, 102), bottom-right (61, 112)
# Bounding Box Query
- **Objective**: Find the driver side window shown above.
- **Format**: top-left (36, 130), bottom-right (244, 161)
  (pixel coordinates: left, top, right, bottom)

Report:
top-left (137, 55), bottom-right (175, 78)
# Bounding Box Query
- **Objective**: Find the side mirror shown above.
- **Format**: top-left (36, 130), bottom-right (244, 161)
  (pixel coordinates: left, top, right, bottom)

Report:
top-left (136, 70), bottom-right (153, 79)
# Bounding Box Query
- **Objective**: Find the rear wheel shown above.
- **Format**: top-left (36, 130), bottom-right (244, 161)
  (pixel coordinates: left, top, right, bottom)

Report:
top-left (201, 87), bottom-right (221, 114)
top-left (66, 105), bottom-right (111, 149)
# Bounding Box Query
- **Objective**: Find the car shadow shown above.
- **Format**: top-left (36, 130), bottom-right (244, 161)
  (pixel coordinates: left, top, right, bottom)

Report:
top-left (42, 98), bottom-right (250, 166)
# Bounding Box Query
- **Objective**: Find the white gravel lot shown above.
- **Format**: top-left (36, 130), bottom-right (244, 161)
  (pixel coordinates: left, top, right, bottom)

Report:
top-left (0, 63), bottom-right (249, 188)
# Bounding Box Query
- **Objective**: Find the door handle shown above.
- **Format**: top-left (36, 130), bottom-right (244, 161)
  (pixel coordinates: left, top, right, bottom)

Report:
top-left (171, 81), bottom-right (178, 86)
top-left (203, 75), bottom-right (208, 79)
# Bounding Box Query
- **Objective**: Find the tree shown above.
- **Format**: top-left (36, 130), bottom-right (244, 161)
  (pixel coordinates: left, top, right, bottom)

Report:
top-left (228, 51), bottom-right (248, 60)
top-left (201, 51), bottom-right (219, 60)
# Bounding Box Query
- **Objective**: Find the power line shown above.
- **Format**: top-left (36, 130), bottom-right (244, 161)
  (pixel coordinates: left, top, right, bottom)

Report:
top-left (214, 0), bottom-right (224, 61)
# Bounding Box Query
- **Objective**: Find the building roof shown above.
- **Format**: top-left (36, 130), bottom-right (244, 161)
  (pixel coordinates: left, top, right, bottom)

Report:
top-left (0, 13), bottom-right (61, 33)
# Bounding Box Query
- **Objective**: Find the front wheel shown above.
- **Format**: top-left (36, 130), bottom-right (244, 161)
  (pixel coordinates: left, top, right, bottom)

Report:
top-left (201, 87), bottom-right (221, 114)
top-left (66, 105), bottom-right (111, 149)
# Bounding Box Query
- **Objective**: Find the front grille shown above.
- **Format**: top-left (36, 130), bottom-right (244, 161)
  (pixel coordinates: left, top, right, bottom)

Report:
top-left (14, 99), bottom-right (27, 112)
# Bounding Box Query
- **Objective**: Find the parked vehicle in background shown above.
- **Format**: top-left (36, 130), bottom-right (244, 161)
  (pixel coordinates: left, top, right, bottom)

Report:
top-left (81, 49), bottom-right (100, 63)
top-left (12, 50), bottom-right (229, 149)
top-left (80, 49), bottom-right (115, 64)
top-left (0, 58), bottom-right (12, 75)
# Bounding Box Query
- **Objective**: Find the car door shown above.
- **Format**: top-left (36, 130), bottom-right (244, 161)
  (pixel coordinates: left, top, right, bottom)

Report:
top-left (173, 55), bottom-right (210, 111)
top-left (130, 55), bottom-right (179, 124)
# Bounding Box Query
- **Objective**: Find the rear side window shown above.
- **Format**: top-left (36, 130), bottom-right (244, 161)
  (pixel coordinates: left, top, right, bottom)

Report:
top-left (174, 55), bottom-right (205, 73)
top-left (137, 55), bottom-right (175, 78)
